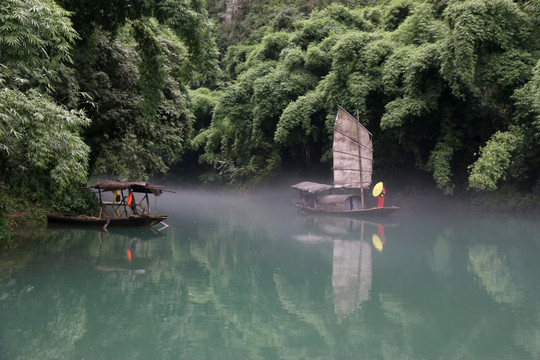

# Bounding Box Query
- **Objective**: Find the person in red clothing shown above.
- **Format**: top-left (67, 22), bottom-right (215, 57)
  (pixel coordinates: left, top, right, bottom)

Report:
top-left (377, 187), bottom-right (386, 208)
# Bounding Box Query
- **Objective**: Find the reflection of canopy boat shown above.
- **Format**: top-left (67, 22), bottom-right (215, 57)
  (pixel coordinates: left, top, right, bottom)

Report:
top-left (47, 181), bottom-right (173, 229)
top-left (292, 106), bottom-right (399, 216)
top-left (45, 227), bottom-right (163, 273)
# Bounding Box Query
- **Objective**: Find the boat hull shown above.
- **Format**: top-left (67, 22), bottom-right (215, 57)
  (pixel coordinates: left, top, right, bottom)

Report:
top-left (297, 205), bottom-right (399, 217)
top-left (46, 212), bottom-right (167, 227)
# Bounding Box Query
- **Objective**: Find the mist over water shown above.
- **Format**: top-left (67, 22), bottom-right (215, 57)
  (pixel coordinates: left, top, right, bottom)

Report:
top-left (1, 185), bottom-right (540, 359)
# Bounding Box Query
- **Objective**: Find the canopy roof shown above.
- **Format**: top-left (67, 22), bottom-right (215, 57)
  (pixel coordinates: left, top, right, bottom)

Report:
top-left (87, 181), bottom-right (173, 196)
top-left (291, 181), bottom-right (333, 194)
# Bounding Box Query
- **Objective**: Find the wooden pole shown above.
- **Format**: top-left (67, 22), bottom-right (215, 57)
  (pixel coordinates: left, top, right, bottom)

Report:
top-left (98, 189), bottom-right (104, 218)
top-left (357, 110), bottom-right (365, 209)
top-left (121, 189), bottom-right (128, 216)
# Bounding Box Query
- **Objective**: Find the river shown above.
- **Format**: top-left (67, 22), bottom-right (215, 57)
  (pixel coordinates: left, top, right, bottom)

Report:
top-left (1, 188), bottom-right (540, 359)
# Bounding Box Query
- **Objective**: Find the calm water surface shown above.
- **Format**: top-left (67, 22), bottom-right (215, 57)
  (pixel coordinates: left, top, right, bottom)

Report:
top-left (1, 189), bottom-right (540, 359)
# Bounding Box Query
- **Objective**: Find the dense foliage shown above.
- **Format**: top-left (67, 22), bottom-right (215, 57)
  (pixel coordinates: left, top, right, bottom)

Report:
top-left (0, 0), bottom-right (219, 239)
top-left (196, 0), bottom-right (540, 195)
top-left (75, 23), bottom-right (195, 179)
top-left (0, 0), bottom-right (90, 202)
top-left (1, 0), bottom-right (540, 241)
top-left (58, 0), bottom-right (220, 180)
top-left (207, 0), bottom-right (379, 52)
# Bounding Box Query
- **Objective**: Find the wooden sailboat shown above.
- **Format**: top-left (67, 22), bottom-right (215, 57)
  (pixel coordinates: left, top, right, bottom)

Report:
top-left (292, 106), bottom-right (399, 216)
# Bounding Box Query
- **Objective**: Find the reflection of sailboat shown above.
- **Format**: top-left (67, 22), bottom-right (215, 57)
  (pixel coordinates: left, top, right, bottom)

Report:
top-left (292, 215), bottom-right (365, 243)
top-left (292, 215), bottom-right (396, 244)
top-left (332, 223), bottom-right (372, 319)
top-left (292, 106), bottom-right (399, 216)
top-left (293, 215), bottom-right (393, 319)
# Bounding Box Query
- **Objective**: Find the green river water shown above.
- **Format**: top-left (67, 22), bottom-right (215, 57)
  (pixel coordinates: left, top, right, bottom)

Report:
top-left (1, 189), bottom-right (540, 359)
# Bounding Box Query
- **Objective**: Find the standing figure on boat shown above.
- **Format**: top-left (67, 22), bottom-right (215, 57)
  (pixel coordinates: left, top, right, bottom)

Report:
top-left (377, 187), bottom-right (385, 208)
top-left (372, 181), bottom-right (386, 208)
top-left (127, 191), bottom-right (139, 215)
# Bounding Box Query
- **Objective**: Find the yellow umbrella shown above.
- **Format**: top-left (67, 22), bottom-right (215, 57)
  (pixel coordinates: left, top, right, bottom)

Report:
top-left (372, 182), bottom-right (384, 197)
top-left (372, 234), bottom-right (383, 252)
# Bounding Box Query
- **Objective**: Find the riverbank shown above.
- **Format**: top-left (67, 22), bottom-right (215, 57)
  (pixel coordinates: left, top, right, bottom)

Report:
top-left (0, 192), bottom-right (47, 247)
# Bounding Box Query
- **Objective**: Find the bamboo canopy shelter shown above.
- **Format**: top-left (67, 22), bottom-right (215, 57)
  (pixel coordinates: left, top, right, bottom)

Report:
top-left (47, 180), bottom-right (174, 230)
top-left (87, 181), bottom-right (169, 196)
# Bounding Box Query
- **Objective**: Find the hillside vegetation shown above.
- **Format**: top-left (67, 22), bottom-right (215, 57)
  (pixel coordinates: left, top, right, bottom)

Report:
top-left (196, 0), bottom-right (540, 196)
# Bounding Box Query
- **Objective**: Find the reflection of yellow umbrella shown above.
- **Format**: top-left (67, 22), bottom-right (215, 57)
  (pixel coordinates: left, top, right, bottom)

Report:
top-left (372, 182), bottom-right (384, 197)
top-left (372, 234), bottom-right (383, 252)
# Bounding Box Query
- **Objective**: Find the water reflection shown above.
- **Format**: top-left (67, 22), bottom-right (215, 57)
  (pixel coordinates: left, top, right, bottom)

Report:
top-left (332, 230), bottom-right (371, 319)
top-left (293, 216), bottom-right (396, 320)
top-left (468, 244), bottom-right (523, 305)
top-left (0, 227), bottom-right (170, 359)
top-left (46, 226), bottom-right (166, 270)
top-left (1, 195), bottom-right (540, 359)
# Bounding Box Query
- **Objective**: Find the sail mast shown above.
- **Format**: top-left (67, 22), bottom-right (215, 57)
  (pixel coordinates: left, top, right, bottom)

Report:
top-left (356, 110), bottom-right (365, 209)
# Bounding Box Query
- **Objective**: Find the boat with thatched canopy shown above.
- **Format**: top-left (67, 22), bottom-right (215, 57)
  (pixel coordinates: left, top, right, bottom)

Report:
top-left (47, 181), bottom-right (173, 230)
